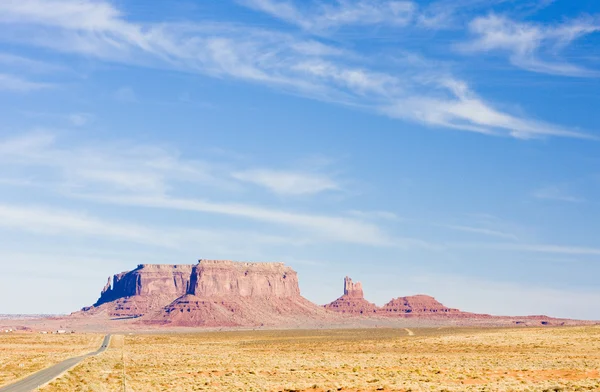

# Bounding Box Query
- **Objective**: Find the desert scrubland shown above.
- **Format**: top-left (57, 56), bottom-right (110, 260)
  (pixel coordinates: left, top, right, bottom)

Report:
top-left (35, 326), bottom-right (600, 391)
top-left (0, 333), bottom-right (103, 386)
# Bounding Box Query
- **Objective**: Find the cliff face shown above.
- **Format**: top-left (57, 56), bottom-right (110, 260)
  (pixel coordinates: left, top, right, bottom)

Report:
top-left (76, 264), bottom-right (582, 328)
top-left (83, 263), bottom-right (468, 325)
top-left (155, 260), bottom-right (327, 327)
top-left (94, 264), bottom-right (193, 305)
top-left (189, 260), bottom-right (300, 298)
top-left (84, 259), bottom-right (329, 325)
top-left (343, 276), bottom-right (364, 298)
top-left (88, 264), bottom-right (194, 317)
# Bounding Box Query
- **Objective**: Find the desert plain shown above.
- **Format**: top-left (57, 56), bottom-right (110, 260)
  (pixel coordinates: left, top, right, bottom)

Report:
top-left (1, 326), bottom-right (598, 392)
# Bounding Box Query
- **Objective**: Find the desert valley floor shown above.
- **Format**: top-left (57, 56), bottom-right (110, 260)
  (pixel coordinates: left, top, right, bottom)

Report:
top-left (1, 326), bottom-right (599, 392)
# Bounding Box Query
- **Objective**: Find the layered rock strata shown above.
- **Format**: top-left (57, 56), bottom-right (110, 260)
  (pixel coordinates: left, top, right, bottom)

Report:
top-left (157, 260), bottom-right (327, 326)
top-left (84, 264), bottom-right (194, 317)
top-left (83, 260), bottom-right (330, 326)
top-left (380, 295), bottom-right (460, 314)
top-left (78, 263), bottom-right (583, 328)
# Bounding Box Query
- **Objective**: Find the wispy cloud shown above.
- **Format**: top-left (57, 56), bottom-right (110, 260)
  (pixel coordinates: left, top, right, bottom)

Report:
top-left (231, 169), bottom-right (339, 195)
top-left (440, 224), bottom-right (518, 240)
top-left (381, 78), bottom-right (594, 139)
top-left (0, 203), bottom-right (179, 247)
top-left (0, 132), bottom-right (403, 247)
top-left (0, 52), bottom-right (65, 73)
top-left (0, 131), bottom-right (223, 196)
top-left (239, 0), bottom-right (416, 32)
top-left (532, 185), bottom-right (584, 203)
top-left (0, 203), bottom-right (307, 254)
top-left (347, 210), bottom-right (401, 221)
top-left (0, 0), bottom-right (591, 139)
top-left (408, 273), bottom-right (600, 319)
top-left (458, 14), bottom-right (600, 77)
top-left (114, 86), bottom-right (137, 103)
top-left (68, 112), bottom-right (93, 126)
top-left (0, 73), bottom-right (52, 92)
top-left (452, 242), bottom-right (600, 256)
top-left (76, 193), bottom-right (400, 247)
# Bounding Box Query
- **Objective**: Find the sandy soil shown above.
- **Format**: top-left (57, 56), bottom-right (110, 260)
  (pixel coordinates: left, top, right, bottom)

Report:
top-left (0, 333), bottom-right (103, 387)
top-left (26, 326), bottom-right (600, 391)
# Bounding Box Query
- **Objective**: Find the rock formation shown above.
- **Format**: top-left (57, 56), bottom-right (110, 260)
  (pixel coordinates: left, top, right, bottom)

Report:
top-left (343, 276), bottom-right (364, 298)
top-left (323, 276), bottom-right (378, 314)
top-left (189, 260), bottom-right (300, 298)
top-left (84, 264), bottom-right (194, 317)
top-left (82, 260), bottom-right (331, 326)
top-left (79, 263), bottom-right (580, 329)
top-left (380, 295), bottom-right (460, 314)
top-left (324, 277), bottom-right (462, 317)
top-left (156, 260), bottom-right (328, 327)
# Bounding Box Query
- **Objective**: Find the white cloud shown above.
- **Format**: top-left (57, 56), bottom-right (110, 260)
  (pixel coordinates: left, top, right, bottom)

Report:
top-left (240, 0), bottom-right (416, 32)
top-left (0, 0), bottom-right (589, 139)
top-left (0, 0), bottom-right (127, 31)
top-left (0, 73), bottom-right (52, 92)
top-left (0, 132), bottom-right (220, 195)
top-left (452, 242), bottom-right (600, 256)
top-left (0, 132), bottom-right (404, 247)
top-left (347, 210), bottom-right (400, 221)
top-left (506, 244), bottom-right (600, 256)
top-left (0, 203), bottom-right (177, 247)
top-left (458, 14), bottom-right (600, 77)
top-left (0, 52), bottom-right (65, 73)
top-left (0, 202), bottom-right (308, 250)
top-left (114, 86), bottom-right (137, 103)
top-left (68, 112), bottom-right (92, 126)
top-left (533, 185), bottom-right (584, 203)
top-left (440, 224), bottom-right (518, 240)
top-left (76, 193), bottom-right (400, 247)
top-left (232, 169), bottom-right (339, 195)
top-left (382, 79), bottom-right (595, 139)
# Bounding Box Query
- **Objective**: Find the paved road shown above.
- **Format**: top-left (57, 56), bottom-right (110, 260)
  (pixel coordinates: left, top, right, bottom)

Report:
top-left (0, 334), bottom-right (111, 392)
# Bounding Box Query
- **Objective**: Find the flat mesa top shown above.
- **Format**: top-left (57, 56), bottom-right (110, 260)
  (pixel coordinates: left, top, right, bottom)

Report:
top-left (136, 264), bottom-right (195, 270)
top-left (198, 259), bottom-right (292, 272)
top-left (133, 260), bottom-right (292, 272)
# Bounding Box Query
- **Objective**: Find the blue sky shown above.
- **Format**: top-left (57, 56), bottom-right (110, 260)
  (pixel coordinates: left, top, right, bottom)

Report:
top-left (0, 0), bottom-right (599, 319)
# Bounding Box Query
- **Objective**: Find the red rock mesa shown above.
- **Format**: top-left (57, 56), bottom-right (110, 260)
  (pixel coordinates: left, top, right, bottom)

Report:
top-left (79, 261), bottom-right (577, 328)
top-left (324, 276), bottom-right (460, 316)
top-left (83, 260), bottom-right (330, 327)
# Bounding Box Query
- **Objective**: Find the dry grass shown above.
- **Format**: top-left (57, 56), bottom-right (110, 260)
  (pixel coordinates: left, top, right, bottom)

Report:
top-left (33, 326), bottom-right (600, 391)
top-left (0, 333), bottom-right (103, 386)
top-left (43, 335), bottom-right (125, 392)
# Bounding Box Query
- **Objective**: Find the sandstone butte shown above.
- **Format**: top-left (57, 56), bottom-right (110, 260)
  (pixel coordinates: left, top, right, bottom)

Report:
top-left (78, 259), bottom-right (582, 328)
top-left (323, 276), bottom-right (460, 316)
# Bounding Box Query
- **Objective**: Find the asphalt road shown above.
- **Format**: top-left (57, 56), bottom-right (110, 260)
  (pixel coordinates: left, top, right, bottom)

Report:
top-left (0, 334), bottom-right (111, 392)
